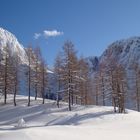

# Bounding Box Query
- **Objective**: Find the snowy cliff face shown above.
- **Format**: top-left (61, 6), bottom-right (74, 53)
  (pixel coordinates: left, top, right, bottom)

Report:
top-left (0, 27), bottom-right (27, 63)
top-left (100, 37), bottom-right (140, 69)
top-left (85, 56), bottom-right (99, 74)
top-left (97, 37), bottom-right (140, 109)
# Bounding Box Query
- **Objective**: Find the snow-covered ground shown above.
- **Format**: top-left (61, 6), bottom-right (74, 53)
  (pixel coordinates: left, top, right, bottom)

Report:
top-left (0, 95), bottom-right (140, 140)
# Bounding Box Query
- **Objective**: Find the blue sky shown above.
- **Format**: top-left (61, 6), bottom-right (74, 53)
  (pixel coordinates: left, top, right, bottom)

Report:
top-left (1, 0), bottom-right (140, 67)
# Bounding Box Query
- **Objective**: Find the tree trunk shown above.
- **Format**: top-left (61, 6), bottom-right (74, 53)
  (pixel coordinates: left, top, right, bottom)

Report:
top-left (136, 76), bottom-right (140, 111)
top-left (35, 84), bottom-right (37, 100)
top-left (14, 82), bottom-right (17, 106)
top-left (28, 66), bottom-right (31, 106)
top-left (4, 61), bottom-right (7, 104)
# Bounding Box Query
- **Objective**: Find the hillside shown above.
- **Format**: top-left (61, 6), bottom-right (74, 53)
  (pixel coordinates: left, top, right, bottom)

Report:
top-left (85, 37), bottom-right (140, 110)
top-left (0, 95), bottom-right (140, 140)
top-left (0, 27), bottom-right (27, 63)
top-left (100, 37), bottom-right (140, 68)
top-left (87, 37), bottom-right (140, 72)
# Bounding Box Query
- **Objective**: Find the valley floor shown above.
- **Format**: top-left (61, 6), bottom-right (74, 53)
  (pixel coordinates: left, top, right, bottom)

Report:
top-left (0, 95), bottom-right (140, 140)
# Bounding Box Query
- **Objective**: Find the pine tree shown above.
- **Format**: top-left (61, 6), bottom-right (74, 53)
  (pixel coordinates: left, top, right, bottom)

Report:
top-left (78, 57), bottom-right (90, 105)
top-left (98, 63), bottom-right (106, 106)
top-left (0, 48), bottom-right (3, 98)
top-left (2, 45), bottom-right (13, 104)
top-left (133, 63), bottom-right (140, 111)
top-left (110, 64), bottom-right (126, 113)
top-left (92, 72), bottom-right (100, 105)
top-left (40, 58), bottom-right (47, 104)
top-left (34, 46), bottom-right (42, 100)
top-left (98, 50), bottom-right (126, 113)
top-left (58, 41), bottom-right (78, 111)
top-left (12, 53), bottom-right (20, 106)
top-left (54, 52), bottom-right (63, 108)
top-left (25, 46), bottom-right (35, 106)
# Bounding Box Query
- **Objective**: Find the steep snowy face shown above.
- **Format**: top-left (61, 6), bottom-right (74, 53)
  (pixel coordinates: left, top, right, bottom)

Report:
top-left (85, 56), bottom-right (99, 73)
top-left (0, 27), bottom-right (27, 63)
top-left (100, 37), bottom-right (140, 68)
top-left (97, 37), bottom-right (140, 109)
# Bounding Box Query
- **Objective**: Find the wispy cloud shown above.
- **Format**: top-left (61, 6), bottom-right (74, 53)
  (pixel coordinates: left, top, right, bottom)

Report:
top-left (34, 29), bottom-right (63, 40)
top-left (34, 33), bottom-right (41, 39)
top-left (43, 30), bottom-right (63, 38)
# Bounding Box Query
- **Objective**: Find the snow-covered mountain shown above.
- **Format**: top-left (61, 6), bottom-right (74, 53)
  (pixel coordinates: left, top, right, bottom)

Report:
top-left (86, 37), bottom-right (140, 73)
top-left (88, 37), bottom-right (140, 110)
top-left (85, 56), bottom-right (99, 73)
top-left (100, 37), bottom-right (140, 68)
top-left (0, 27), bottom-right (27, 63)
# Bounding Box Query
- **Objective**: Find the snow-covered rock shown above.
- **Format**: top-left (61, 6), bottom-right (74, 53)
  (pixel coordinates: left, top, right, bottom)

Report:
top-left (0, 27), bottom-right (27, 64)
top-left (16, 118), bottom-right (26, 128)
top-left (85, 56), bottom-right (99, 74)
top-left (90, 37), bottom-right (140, 110)
top-left (100, 36), bottom-right (140, 68)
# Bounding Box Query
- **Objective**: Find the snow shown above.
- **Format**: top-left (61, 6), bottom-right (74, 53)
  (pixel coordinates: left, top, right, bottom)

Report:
top-left (100, 36), bottom-right (140, 69)
top-left (95, 36), bottom-right (140, 110)
top-left (47, 69), bottom-right (54, 74)
top-left (0, 95), bottom-right (140, 140)
top-left (16, 118), bottom-right (26, 128)
top-left (0, 27), bottom-right (27, 64)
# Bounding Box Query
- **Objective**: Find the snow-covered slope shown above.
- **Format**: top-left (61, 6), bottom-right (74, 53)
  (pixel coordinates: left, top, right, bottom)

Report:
top-left (85, 56), bottom-right (99, 73)
top-left (88, 37), bottom-right (140, 110)
top-left (0, 27), bottom-right (27, 63)
top-left (0, 95), bottom-right (140, 140)
top-left (100, 36), bottom-right (140, 68)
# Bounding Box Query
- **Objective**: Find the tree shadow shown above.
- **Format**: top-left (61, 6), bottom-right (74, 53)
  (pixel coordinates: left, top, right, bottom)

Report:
top-left (46, 110), bottom-right (114, 126)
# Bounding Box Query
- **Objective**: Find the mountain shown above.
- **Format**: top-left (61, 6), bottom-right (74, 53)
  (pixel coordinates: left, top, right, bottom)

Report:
top-left (0, 27), bottom-right (55, 97)
top-left (88, 37), bottom-right (140, 110)
top-left (86, 37), bottom-right (140, 74)
top-left (100, 37), bottom-right (140, 69)
top-left (1, 27), bottom-right (139, 109)
top-left (85, 56), bottom-right (99, 73)
top-left (0, 27), bottom-right (27, 63)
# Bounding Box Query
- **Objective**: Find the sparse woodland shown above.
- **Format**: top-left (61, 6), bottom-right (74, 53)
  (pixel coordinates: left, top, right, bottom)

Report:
top-left (0, 41), bottom-right (140, 113)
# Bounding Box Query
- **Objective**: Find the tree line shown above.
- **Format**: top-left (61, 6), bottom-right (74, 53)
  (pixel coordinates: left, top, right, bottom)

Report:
top-left (0, 45), bottom-right (47, 106)
top-left (92, 49), bottom-right (140, 113)
top-left (0, 41), bottom-right (140, 113)
top-left (54, 41), bottom-right (91, 110)
top-left (0, 41), bottom-right (92, 111)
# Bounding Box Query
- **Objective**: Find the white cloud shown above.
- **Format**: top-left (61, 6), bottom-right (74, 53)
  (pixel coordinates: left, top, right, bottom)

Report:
top-left (34, 33), bottom-right (41, 39)
top-left (34, 29), bottom-right (63, 40)
top-left (43, 30), bottom-right (63, 38)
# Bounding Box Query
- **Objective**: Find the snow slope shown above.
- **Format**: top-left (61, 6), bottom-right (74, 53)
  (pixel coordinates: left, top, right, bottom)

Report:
top-left (0, 27), bottom-right (27, 63)
top-left (0, 95), bottom-right (140, 140)
top-left (86, 37), bottom-right (140, 110)
top-left (100, 36), bottom-right (140, 68)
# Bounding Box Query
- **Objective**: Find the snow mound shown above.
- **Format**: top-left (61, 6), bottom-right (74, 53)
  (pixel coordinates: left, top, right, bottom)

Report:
top-left (16, 118), bottom-right (26, 128)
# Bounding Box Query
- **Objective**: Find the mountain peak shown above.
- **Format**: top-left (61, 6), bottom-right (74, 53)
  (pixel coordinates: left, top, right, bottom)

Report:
top-left (0, 27), bottom-right (27, 63)
top-left (100, 36), bottom-right (140, 69)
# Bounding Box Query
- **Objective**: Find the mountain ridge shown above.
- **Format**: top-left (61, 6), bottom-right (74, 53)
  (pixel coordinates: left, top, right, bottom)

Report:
top-left (0, 27), bottom-right (27, 63)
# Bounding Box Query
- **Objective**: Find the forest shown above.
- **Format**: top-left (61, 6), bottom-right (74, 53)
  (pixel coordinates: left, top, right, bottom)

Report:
top-left (1, 40), bottom-right (140, 113)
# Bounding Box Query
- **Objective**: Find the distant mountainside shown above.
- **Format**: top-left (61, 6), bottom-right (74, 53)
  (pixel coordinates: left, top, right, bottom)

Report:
top-left (1, 27), bottom-right (140, 109)
top-left (0, 27), bottom-right (27, 63)
top-left (100, 37), bottom-right (140, 69)
top-left (0, 27), bottom-right (55, 97)
top-left (0, 27), bottom-right (54, 72)
top-left (85, 56), bottom-right (99, 73)
top-left (86, 37), bottom-right (140, 73)
top-left (86, 37), bottom-right (140, 110)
